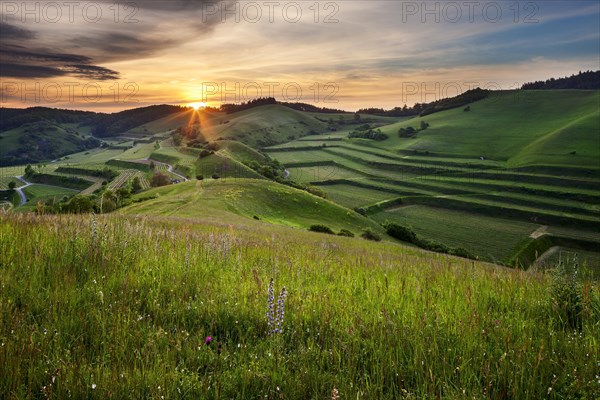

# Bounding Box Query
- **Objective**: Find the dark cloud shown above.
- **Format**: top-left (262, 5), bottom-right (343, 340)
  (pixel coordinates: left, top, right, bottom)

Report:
top-left (62, 64), bottom-right (120, 80)
top-left (0, 63), bottom-right (67, 78)
top-left (1, 46), bottom-right (91, 64)
top-left (0, 0), bottom-right (234, 81)
top-left (71, 33), bottom-right (175, 62)
top-left (0, 46), bottom-right (119, 80)
top-left (0, 22), bottom-right (37, 40)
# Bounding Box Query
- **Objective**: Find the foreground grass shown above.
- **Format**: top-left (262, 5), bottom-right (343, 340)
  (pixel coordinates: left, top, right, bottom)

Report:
top-left (0, 212), bottom-right (598, 399)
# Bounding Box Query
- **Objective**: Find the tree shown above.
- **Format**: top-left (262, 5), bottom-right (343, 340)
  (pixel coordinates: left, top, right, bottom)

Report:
top-left (149, 161), bottom-right (156, 170)
top-left (131, 177), bottom-right (142, 193)
top-left (150, 172), bottom-right (170, 187)
top-left (24, 164), bottom-right (34, 177)
top-left (354, 113), bottom-right (361, 122)
top-left (8, 181), bottom-right (16, 190)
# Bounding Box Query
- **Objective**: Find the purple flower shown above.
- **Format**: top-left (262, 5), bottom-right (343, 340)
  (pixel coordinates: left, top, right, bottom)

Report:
top-left (205, 336), bottom-right (213, 345)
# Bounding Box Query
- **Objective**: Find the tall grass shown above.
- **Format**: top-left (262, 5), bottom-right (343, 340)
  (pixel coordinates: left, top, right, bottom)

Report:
top-left (0, 211), bottom-right (598, 399)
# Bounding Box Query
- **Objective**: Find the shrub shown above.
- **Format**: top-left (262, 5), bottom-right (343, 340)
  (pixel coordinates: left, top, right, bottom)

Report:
top-left (196, 175), bottom-right (204, 180)
top-left (361, 228), bottom-right (381, 241)
top-left (199, 149), bottom-right (212, 158)
top-left (398, 126), bottom-right (417, 138)
top-left (212, 174), bottom-right (220, 180)
top-left (309, 224), bottom-right (335, 235)
top-left (150, 172), bottom-right (170, 187)
top-left (338, 229), bottom-right (354, 237)
top-left (384, 222), bottom-right (417, 243)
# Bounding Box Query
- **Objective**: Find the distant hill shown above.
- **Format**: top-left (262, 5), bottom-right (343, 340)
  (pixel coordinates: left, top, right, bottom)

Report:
top-left (357, 88), bottom-right (490, 117)
top-left (522, 70), bottom-right (599, 90)
top-left (219, 97), bottom-right (346, 114)
top-left (91, 105), bottom-right (186, 137)
top-left (375, 89), bottom-right (600, 168)
top-left (0, 107), bottom-right (96, 132)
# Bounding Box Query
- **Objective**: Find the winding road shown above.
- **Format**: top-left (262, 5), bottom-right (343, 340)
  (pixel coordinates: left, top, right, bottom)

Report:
top-left (166, 163), bottom-right (189, 182)
top-left (15, 176), bottom-right (32, 206)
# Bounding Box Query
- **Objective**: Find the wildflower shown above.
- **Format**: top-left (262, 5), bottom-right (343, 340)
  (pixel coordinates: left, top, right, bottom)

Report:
top-left (205, 336), bottom-right (212, 345)
top-left (91, 384), bottom-right (97, 389)
top-left (275, 286), bottom-right (288, 333)
top-left (267, 278), bottom-right (275, 334)
top-left (331, 388), bottom-right (339, 400)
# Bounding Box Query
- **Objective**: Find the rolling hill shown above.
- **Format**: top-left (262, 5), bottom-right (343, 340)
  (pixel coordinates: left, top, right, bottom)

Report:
top-left (374, 90), bottom-right (599, 169)
top-left (120, 178), bottom-right (387, 237)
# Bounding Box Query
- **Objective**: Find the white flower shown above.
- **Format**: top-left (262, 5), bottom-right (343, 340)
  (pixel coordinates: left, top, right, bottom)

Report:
top-left (91, 384), bottom-right (97, 389)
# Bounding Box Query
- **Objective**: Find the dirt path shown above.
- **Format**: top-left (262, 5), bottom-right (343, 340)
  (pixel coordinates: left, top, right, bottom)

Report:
top-left (530, 225), bottom-right (548, 239)
top-left (532, 246), bottom-right (560, 270)
top-left (166, 164), bottom-right (189, 182)
top-left (15, 176), bottom-right (32, 206)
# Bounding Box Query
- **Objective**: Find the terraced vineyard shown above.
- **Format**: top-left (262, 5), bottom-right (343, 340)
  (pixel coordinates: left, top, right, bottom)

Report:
top-left (265, 90), bottom-right (600, 267)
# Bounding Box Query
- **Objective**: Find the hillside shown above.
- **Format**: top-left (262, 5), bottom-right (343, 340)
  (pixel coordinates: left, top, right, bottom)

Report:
top-left (375, 90), bottom-right (600, 168)
top-left (1, 211), bottom-right (597, 399)
top-left (0, 122), bottom-right (100, 166)
top-left (121, 179), bottom-right (386, 236)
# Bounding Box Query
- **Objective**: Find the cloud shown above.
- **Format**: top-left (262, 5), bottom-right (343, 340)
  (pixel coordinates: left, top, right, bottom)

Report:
top-left (0, 62), bottom-right (67, 78)
top-left (0, 45), bottom-right (119, 79)
top-left (0, 1), bottom-right (234, 80)
top-left (0, 21), bottom-right (36, 40)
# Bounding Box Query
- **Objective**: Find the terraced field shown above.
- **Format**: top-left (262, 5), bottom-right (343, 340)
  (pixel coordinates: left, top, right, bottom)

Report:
top-left (265, 91), bottom-right (600, 266)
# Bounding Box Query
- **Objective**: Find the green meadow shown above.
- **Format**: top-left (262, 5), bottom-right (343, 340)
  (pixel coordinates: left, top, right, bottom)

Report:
top-left (1, 212), bottom-right (598, 399)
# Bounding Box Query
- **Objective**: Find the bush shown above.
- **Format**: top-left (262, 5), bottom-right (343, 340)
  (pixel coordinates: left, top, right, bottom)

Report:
top-left (337, 229), bottom-right (354, 237)
top-left (196, 175), bottom-right (204, 180)
top-left (398, 126), bottom-right (417, 138)
top-left (199, 149), bottom-right (212, 158)
top-left (150, 172), bottom-right (170, 187)
top-left (309, 224), bottom-right (335, 235)
top-left (384, 222), bottom-right (417, 243)
top-left (212, 174), bottom-right (220, 180)
top-left (361, 228), bottom-right (381, 241)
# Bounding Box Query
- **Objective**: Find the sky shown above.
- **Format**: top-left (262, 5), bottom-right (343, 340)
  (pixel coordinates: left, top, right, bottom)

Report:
top-left (1, 0), bottom-right (599, 112)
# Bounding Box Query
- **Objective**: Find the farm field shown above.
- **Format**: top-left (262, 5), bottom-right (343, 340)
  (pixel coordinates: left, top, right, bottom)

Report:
top-left (259, 92), bottom-right (600, 266)
top-left (20, 184), bottom-right (78, 211)
top-left (372, 205), bottom-right (539, 264)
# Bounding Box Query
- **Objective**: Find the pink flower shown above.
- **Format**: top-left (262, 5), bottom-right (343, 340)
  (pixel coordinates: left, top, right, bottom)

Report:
top-left (205, 336), bottom-right (212, 345)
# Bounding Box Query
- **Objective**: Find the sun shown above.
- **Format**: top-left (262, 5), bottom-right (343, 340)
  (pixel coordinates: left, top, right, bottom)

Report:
top-left (188, 102), bottom-right (207, 110)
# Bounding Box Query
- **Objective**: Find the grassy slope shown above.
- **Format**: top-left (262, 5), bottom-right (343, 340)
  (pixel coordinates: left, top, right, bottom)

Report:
top-left (372, 205), bottom-right (539, 264)
top-left (121, 179), bottom-right (385, 236)
top-left (129, 105), bottom-right (329, 146)
top-left (0, 212), bottom-right (597, 399)
top-left (0, 122), bottom-right (93, 160)
top-left (376, 90), bottom-right (600, 168)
